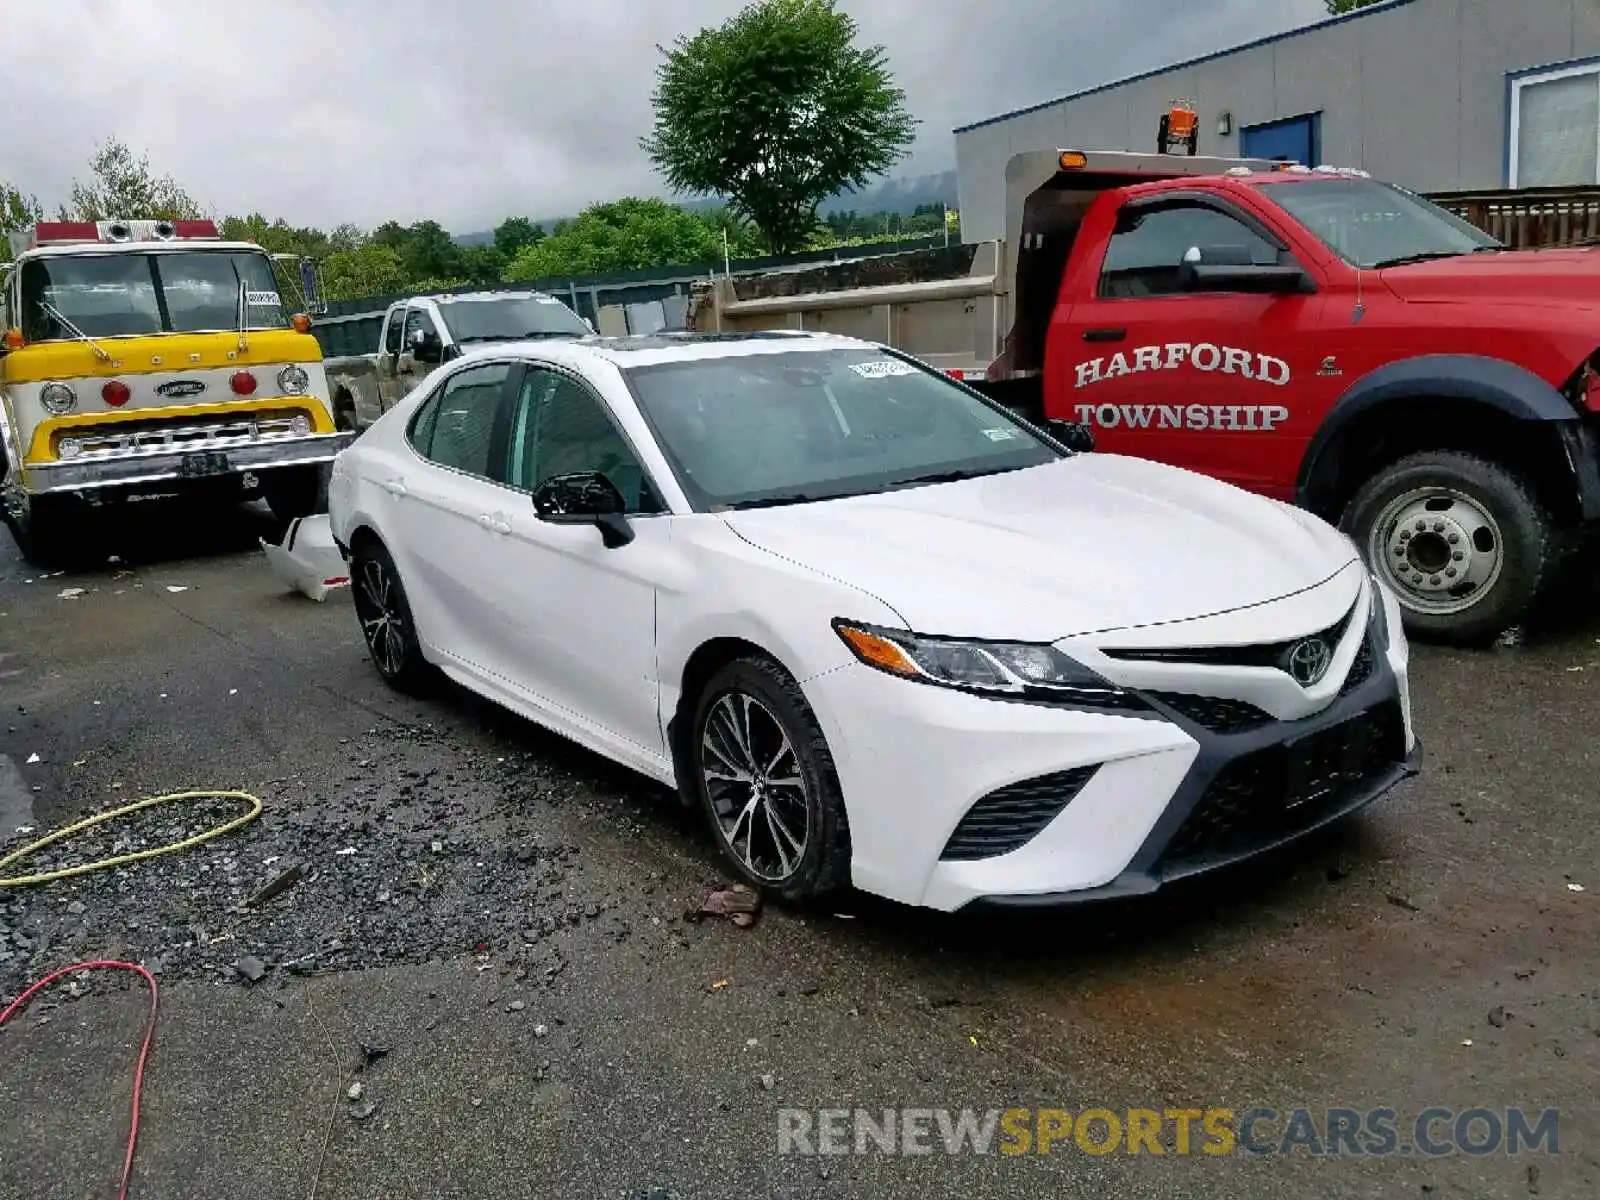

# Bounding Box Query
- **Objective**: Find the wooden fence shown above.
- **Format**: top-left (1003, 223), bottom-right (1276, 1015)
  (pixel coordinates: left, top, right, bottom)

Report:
top-left (1429, 185), bottom-right (1600, 249)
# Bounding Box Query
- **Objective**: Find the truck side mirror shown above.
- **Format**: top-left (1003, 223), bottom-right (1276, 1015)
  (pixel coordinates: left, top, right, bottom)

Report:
top-left (1047, 419), bottom-right (1096, 454)
top-left (410, 328), bottom-right (444, 363)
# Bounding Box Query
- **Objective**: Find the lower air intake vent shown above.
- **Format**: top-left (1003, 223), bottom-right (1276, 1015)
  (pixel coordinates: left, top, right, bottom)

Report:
top-left (940, 765), bottom-right (1099, 861)
top-left (1147, 692), bottom-right (1275, 735)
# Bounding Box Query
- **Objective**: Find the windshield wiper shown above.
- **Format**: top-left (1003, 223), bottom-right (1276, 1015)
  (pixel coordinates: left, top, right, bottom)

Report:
top-left (38, 301), bottom-right (112, 362)
top-left (1370, 250), bottom-right (1470, 269)
top-left (884, 466), bottom-right (1017, 490)
top-left (725, 492), bottom-right (837, 510)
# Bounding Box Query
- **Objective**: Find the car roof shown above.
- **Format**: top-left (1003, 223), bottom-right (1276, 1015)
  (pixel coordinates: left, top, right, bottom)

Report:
top-left (451, 330), bottom-right (871, 371)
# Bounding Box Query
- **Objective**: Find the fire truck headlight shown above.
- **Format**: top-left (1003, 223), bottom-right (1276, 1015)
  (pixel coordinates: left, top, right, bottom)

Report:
top-left (57, 437), bottom-right (83, 460)
top-left (41, 382), bottom-right (78, 414)
top-left (289, 414), bottom-right (312, 436)
top-left (278, 365), bottom-right (310, 395)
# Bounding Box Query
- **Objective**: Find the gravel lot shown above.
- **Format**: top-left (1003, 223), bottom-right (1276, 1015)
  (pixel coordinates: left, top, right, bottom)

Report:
top-left (0, 499), bottom-right (1596, 1199)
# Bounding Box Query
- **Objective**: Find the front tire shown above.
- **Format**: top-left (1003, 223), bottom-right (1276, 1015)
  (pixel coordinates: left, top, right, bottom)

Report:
top-left (1341, 451), bottom-right (1554, 644)
top-left (687, 656), bottom-right (851, 903)
top-left (349, 539), bottom-right (433, 693)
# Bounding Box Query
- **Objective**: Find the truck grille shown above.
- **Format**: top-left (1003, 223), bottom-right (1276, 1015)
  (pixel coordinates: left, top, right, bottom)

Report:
top-left (56, 411), bottom-right (311, 460)
top-left (940, 765), bottom-right (1099, 861)
top-left (1159, 701), bottom-right (1406, 867)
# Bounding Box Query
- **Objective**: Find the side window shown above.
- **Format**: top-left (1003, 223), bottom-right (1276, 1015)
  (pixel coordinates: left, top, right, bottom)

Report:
top-left (506, 367), bottom-right (660, 513)
top-left (1099, 203), bottom-right (1283, 298)
top-left (403, 307), bottom-right (438, 343)
top-left (383, 309), bottom-right (404, 354)
top-left (412, 362), bottom-right (513, 478)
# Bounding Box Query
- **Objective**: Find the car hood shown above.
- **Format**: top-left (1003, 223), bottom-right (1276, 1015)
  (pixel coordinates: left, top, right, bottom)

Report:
top-left (1381, 248), bottom-right (1600, 307)
top-left (722, 455), bottom-right (1359, 641)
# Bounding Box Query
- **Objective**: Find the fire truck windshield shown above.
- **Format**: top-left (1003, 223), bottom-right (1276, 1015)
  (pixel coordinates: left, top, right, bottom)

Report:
top-left (18, 249), bottom-right (289, 341)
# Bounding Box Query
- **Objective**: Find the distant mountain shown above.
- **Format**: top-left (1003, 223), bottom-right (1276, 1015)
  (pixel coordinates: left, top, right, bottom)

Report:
top-left (452, 170), bottom-right (960, 244)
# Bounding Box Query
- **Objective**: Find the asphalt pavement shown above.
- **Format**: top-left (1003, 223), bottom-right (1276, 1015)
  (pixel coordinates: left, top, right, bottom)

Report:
top-left (0, 498), bottom-right (1596, 1200)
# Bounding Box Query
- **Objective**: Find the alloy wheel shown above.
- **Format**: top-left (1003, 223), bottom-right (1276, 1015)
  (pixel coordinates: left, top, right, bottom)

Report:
top-left (699, 691), bottom-right (811, 882)
top-left (355, 555), bottom-right (408, 677)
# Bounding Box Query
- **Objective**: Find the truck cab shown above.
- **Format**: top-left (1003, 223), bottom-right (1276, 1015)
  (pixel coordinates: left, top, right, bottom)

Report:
top-left (323, 290), bottom-right (593, 432)
top-left (0, 219), bottom-right (350, 564)
top-left (1001, 150), bottom-right (1600, 642)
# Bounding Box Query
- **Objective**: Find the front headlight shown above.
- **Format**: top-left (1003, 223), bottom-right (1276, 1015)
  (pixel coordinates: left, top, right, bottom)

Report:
top-left (278, 365), bottom-right (310, 395)
top-left (41, 382), bottom-right (77, 415)
top-left (832, 620), bottom-right (1145, 710)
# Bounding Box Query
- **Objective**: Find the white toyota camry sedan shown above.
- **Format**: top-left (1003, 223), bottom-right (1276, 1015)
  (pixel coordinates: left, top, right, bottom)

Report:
top-left (327, 330), bottom-right (1420, 912)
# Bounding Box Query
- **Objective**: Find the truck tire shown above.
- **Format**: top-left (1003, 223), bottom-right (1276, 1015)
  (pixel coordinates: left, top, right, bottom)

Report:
top-left (261, 465), bottom-right (327, 523)
top-left (1340, 451), bottom-right (1553, 645)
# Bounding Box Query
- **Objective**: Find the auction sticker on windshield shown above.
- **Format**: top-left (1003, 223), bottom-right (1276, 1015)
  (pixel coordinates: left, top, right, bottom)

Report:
top-left (850, 360), bottom-right (920, 379)
top-left (246, 291), bottom-right (281, 306)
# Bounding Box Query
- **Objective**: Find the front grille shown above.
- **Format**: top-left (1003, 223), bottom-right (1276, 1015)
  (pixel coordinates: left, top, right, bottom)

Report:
top-left (1159, 701), bottom-right (1406, 866)
top-left (1146, 691), bottom-right (1275, 735)
top-left (1101, 599), bottom-right (1359, 672)
top-left (940, 765), bottom-right (1099, 861)
top-left (57, 410), bottom-right (312, 460)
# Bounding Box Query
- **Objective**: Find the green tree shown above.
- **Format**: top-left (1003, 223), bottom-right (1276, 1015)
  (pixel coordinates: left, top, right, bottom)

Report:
top-left (398, 219), bottom-right (465, 281)
top-left (319, 242), bottom-right (408, 302)
top-left (493, 216), bottom-right (545, 260)
top-left (460, 242), bottom-right (507, 284)
top-left (695, 205), bottom-right (766, 259)
top-left (1, 183), bottom-right (43, 242)
top-left (1325, 0), bottom-right (1385, 13)
top-left (503, 197), bottom-right (725, 280)
top-left (642, 0), bottom-right (916, 254)
top-left (63, 139), bottom-right (205, 221)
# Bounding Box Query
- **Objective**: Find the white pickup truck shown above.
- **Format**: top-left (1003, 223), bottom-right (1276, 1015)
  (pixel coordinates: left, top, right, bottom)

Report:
top-left (319, 289), bottom-right (593, 432)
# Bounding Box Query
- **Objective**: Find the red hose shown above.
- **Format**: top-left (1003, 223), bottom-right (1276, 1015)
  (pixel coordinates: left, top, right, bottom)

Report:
top-left (0, 961), bottom-right (159, 1200)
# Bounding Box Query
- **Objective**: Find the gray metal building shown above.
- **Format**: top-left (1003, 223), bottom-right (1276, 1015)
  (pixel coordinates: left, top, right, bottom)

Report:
top-left (953, 0), bottom-right (1600, 243)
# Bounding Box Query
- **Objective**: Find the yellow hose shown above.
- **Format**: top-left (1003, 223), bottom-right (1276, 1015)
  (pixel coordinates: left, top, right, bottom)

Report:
top-left (0, 791), bottom-right (263, 888)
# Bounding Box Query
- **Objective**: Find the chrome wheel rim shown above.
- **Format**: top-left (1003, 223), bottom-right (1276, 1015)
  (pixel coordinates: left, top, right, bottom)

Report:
top-left (1367, 486), bottom-right (1503, 617)
top-left (700, 692), bottom-right (810, 882)
top-left (355, 557), bottom-right (408, 677)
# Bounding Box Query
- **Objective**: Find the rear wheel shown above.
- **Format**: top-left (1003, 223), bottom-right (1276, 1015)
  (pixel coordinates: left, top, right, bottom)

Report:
top-left (1341, 451), bottom-right (1554, 644)
top-left (261, 465), bottom-right (326, 522)
top-left (349, 539), bottom-right (432, 693)
top-left (687, 656), bottom-right (851, 903)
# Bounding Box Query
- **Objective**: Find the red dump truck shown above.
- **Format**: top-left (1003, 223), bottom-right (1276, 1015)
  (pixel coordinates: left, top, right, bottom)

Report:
top-left (694, 148), bottom-right (1600, 644)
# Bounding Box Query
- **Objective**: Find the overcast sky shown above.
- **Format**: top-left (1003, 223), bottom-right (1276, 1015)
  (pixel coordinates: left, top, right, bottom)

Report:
top-left (2, 0), bottom-right (1328, 233)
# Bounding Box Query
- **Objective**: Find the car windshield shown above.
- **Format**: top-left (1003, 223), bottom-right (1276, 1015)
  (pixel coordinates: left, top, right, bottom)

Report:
top-left (623, 347), bottom-right (1063, 510)
top-left (17, 249), bottom-right (289, 340)
top-left (1265, 178), bottom-right (1503, 269)
top-left (439, 296), bottom-right (590, 343)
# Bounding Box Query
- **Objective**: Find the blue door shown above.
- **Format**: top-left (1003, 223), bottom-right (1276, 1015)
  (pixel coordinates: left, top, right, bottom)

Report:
top-left (1242, 113), bottom-right (1321, 165)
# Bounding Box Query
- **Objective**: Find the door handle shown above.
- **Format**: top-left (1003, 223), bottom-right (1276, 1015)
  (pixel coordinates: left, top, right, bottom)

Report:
top-left (382, 477), bottom-right (408, 498)
top-left (1082, 327), bottom-right (1126, 343)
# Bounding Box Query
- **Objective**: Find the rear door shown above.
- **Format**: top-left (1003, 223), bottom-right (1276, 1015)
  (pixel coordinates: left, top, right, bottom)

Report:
top-left (1054, 193), bottom-right (1325, 496)
top-left (382, 360), bottom-right (521, 669)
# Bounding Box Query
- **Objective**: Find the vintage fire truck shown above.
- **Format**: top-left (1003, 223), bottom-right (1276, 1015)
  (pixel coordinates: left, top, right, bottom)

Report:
top-left (0, 218), bottom-right (350, 563)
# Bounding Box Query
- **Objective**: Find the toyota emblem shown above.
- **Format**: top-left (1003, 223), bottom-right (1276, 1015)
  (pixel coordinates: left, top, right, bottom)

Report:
top-left (1286, 637), bottom-right (1333, 686)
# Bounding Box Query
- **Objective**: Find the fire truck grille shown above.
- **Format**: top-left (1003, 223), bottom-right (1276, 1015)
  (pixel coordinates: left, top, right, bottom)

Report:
top-left (57, 411), bottom-right (311, 460)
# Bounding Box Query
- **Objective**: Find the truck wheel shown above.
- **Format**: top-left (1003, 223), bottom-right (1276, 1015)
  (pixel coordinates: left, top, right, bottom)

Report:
top-left (261, 465), bottom-right (327, 522)
top-left (3, 495), bottom-right (89, 568)
top-left (1340, 451), bottom-right (1553, 644)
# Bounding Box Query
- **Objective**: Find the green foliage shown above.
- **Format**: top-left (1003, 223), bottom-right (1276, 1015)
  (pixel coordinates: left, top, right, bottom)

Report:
top-left (1, 183), bottom-right (43, 240)
top-left (642, 0), bottom-right (916, 254)
top-left (319, 243), bottom-right (409, 303)
top-left (62, 139), bottom-right (205, 221)
top-left (493, 216), bottom-right (545, 259)
top-left (503, 197), bottom-right (729, 280)
top-left (1324, 0), bottom-right (1385, 13)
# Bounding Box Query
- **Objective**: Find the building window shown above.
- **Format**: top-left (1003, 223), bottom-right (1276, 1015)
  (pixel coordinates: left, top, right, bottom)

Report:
top-left (1510, 61), bottom-right (1600, 187)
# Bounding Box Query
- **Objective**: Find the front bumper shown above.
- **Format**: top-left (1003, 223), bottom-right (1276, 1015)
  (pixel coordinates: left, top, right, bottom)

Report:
top-left (11, 431), bottom-right (353, 495)
top-left (803, 599), bottom-right (1417, 913)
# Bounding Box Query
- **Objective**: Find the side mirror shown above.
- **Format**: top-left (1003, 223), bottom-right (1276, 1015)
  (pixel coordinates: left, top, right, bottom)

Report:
top-left (532, 471), bottom-right (634, 548)
top-left (1046, 419), bottom-right (1096, 453)
top-left (410, 328), bottom-right (444, 363)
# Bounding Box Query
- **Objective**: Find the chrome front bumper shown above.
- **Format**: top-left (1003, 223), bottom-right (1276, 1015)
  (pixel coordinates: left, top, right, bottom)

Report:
top-left (12, 431), bottom-right (353, 495)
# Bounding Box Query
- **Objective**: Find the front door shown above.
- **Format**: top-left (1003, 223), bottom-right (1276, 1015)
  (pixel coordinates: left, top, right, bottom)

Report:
top-left (480, 363), bottom-right (671, 758)
top-left (1059, 196), bottom-right (1325, 497)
